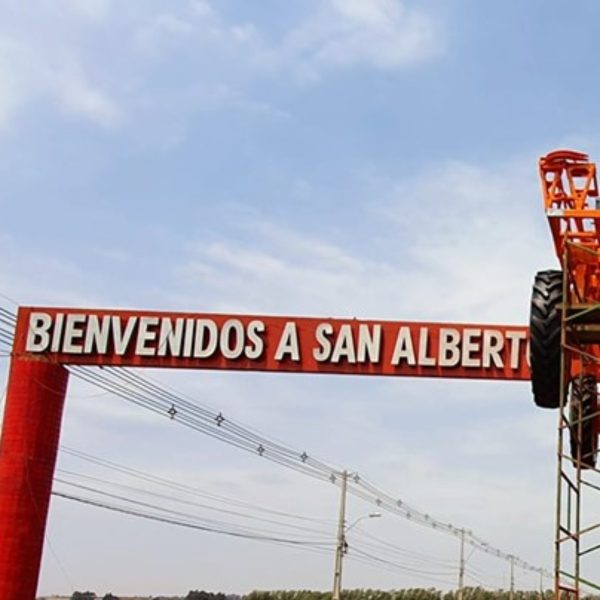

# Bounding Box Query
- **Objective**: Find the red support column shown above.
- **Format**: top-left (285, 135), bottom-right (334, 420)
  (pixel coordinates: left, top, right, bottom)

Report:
top-left (0, 357), bottom-right (69, 600)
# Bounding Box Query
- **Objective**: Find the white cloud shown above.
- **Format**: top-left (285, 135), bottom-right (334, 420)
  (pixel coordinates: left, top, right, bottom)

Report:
top-left (173, 155), bottom-right (550, 326)
top-left (49, 61), bottom-right (121, 126)
top-left (283, 0), bottom-right (439, 78)
top-left (0, 0), bottom-right (440, 132)
top-left (0, 234), bottom-right (106, 307)
top-left (60, 0), bottom-right (112, 21)
top-left (190, 0), bottom-right (217, 20)
top-left (0, 13), bottom-right (121, 131)
top-left (380, 157), bottom-right (555, 322)
top-left (0, 37), bottom-right (31, 128)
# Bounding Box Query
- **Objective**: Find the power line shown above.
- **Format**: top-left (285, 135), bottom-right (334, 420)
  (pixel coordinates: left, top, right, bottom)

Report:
top-left (52, 478), bottom-right (333, 544)
top-left (58, 447), bottom-right (496, 589)
top-left (51, 490), bottom-right (335, 549)
top-left (59, 446), bottom-right (335, 524)
top-left (51, 488), bottom-right (466, 587)
top-left (347, 475), bottom-right (550, 575)
top-left (350, 529), bottom-right (457, 568)
top-left (348, 547), bottom-right (458, 586)
top-left (53, 470), bottom-right (336, 537)
top-left (56, 449), bottom-right (498, 589)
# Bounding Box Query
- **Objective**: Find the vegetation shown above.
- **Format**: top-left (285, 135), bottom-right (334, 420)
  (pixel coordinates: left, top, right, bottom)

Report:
top-left (59, 589), bottom-right (600, 600)
top-left (71, 592), bottom-right (96, 600)
top-left (187, 592), bottom-right (229, 600)
top-left (245, 589), bottom-right (589, 600)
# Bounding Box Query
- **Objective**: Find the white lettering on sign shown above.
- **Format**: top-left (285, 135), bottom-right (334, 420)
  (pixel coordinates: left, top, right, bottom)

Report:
top-left (417, 327), bottom-right (436, 366)
top-left (51, 313), bottom-right (64, 352)
top-left (357, 324), bottom-right (381, 363)
top-left (194, 320), bottom-right (218, 358)
top-left (183, 318), bottom-right (195, 357)
top-left (22, 311), bottom-right (528, 374)
top-left (331, 325), bottom-right (356, 363)
top-left (25, 312), bottom-right (52, 352)
top-left (438, 328), bottom-right (460, 367)
top-left (275, 322), bottom-right (300, 361)
top-left (220, 320), bottom-right (245, 359)
top-left (390, 324), bottom-right (525, 370)
top-left (63, 314), bottom-right (86, 354)
top-left (461, 328), bottom-right (481, 368)
top-left (135, 317), bottom-right (159, 357)
top-left (84, 315), bottom-right (111, 354)
top-left (113, 316), bottom-right (137, 355)
top-left (157, 318), bottom-right (184, 357)
top-left (313, 323), bottom-right (383, 364)
top-left (391, 327), bottom-right (415, 366)
top-left (482, 330), bottom-right (503, 368)
top-left (313, 323), bottom-right (333, 362)
top-left (505, 331), bottom-right (527, 369)
top-left (24, 312), bottom-right (270, 361)
top-left (246, 320), bottom-right (265, 360)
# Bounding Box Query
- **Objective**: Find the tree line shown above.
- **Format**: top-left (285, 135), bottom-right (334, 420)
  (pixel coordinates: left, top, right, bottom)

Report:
top-left (58, 588), bottom-right (600, 600)
top-left (64, 591), bottom-right (240, 600)
top-left (245, 590), bottom-right (561, 600)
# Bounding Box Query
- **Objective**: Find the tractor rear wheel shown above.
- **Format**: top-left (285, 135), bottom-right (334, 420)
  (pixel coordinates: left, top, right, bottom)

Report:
top-left (529, 270), bottom-right (563, 409)
top-left (569, 375), bottom-right (598, 470)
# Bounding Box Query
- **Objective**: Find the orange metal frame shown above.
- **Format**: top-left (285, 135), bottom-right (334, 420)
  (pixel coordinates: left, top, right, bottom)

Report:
top-left (540, 149), bottom-right (600, 339)
top-left (540, 150), bottom-right (600, 597)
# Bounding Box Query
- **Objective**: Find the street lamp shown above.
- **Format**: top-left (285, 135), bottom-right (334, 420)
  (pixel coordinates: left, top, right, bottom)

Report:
top-left (346, 512), bottom-right (382, 533)
top-left (332, 471), bottom-right (382, 600)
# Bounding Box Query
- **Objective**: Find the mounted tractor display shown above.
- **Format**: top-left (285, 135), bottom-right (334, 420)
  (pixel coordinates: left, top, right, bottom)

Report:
top-left (530, 150), bottom-right (600, 469)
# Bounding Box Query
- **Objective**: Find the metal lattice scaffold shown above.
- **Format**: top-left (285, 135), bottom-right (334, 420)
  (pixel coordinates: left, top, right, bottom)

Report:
top-left (555, 244), bottom-right (600, 599)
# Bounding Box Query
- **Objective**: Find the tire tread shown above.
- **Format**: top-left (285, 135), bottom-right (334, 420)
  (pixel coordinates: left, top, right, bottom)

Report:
top-left (530, 270), bottom-right (563, 409)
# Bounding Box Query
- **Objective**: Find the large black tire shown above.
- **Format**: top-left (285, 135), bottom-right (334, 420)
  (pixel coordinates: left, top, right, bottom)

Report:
top-left (569, 375), bottom-right (598, 470)
top-left (530, 270), bottom-right (563, 409)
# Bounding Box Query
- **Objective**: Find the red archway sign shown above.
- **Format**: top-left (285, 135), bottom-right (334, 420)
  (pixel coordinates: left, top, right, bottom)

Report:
top-left (0, 306), bottom-right (530, 600)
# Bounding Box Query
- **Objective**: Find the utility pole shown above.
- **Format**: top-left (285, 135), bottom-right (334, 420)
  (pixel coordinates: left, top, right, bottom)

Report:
top-left (457, 529), bottom-right (465, 600)
top-left (332, 470), bottom-right (348, 600)
top-left (509, 556), bottom-right (515, 600)
top-left (539, 571), bottom-right (544, 600)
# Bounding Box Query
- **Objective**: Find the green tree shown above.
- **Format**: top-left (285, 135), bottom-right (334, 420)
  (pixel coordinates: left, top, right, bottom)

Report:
top-left (102, 594), bottom-right (120, 600)
top-left (71, 592), bottom-right (96, 600)
top-left (187, 591), bottom-right (215, 600)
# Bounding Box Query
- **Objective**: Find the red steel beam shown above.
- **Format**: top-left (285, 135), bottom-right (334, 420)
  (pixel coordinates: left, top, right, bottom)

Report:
top-left (13, 306), bottom-right (530, 380)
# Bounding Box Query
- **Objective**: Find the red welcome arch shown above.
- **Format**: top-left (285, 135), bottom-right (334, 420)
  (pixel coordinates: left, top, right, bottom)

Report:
top-left (0, 306), bottom-right (530, 600)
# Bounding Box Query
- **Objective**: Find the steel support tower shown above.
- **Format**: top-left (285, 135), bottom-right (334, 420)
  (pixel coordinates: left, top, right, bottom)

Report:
top-left (554, 244), bottom-right (600, 598)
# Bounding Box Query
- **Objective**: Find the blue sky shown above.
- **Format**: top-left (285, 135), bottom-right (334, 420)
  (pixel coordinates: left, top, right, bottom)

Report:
top-left (2, 0), bottom-right (600, 597)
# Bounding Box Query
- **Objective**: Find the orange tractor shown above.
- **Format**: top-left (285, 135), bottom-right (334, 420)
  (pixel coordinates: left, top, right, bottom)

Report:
top-left (531, 150), bottom-right (600, 469)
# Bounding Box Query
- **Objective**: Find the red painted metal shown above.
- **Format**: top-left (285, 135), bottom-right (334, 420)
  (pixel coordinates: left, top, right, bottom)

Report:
top-left (0, 358), bottom-right (69, 600)
top-left (12, 306), bottom-right (530, 380)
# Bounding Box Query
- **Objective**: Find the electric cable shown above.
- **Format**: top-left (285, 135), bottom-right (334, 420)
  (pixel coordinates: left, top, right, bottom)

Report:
top-left (54, 470), bottom-right (336, 537)
top-left (348, 548), bottom-right (459, 586)
top-left (351, 529), bottom-right (457, 567)
top-left (51, 490), bottom-right (335, 549)
top-left (59, 446), bottom-right (335, 524)
top-left (52, 479), bottom-right (333, 544)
